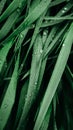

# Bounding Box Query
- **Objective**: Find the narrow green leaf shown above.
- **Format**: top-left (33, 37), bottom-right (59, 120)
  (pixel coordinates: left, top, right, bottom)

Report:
top-left (0, 52), bottom-right (20, 130)
top-left (40, 104), bottom-right (52, 130)
top-left (0, 40), bottom-right (13, 73)
top-left (44, 24), bottom-right (68, 58)
top-left (17, 34), bottom-right (43, 130)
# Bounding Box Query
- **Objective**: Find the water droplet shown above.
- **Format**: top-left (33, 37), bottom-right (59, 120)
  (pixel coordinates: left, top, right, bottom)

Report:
top-left (20, 33), bottom-right (24, 38)
top-left (21, 64), bottom-right (23, 67)
top-left (62, 10), bottom-right (65, 13)
top-left (64, 7), bottom-right (68, 11)
top-left (63, 44), bottom-right (65, 47)
top-left (35, 82), bottom-right (37, 85)
top-left (43, 31), bottom-right (47, 36)
top-left (40, 49), bottom-right (43, 54)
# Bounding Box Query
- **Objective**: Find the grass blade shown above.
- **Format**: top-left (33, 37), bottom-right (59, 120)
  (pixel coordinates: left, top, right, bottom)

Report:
top-left (0, 51), bottom-right (20, 130)
top-left (0, 40), bottom-right (13, 73)
top-left (17, 34), bottom-right (43, 130)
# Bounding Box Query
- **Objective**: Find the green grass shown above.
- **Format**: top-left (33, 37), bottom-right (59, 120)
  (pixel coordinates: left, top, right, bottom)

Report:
top-left (0, 0), bottom-right (73, 130)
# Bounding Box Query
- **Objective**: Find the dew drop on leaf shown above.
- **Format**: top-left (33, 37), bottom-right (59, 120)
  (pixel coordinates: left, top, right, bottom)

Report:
top-left (63, 44), bottom-right (65, 47)
top-left (40, 49), bottom-right (43, 54)
top-left (35, 82), bottom-right (37, 85)
top-left (64, 7), bottom-right (68, 11)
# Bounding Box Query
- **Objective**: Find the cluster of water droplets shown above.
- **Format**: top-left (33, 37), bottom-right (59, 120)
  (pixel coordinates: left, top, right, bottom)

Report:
top-left (62, 7), bottom-right (68, 14)
top-left (34, 48), bottom-right (43, 56)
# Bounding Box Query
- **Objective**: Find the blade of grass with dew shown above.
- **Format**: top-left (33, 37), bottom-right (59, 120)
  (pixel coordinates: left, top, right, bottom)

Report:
top-left (36, 27), bottom-right (58, 91)
top-left (1, 0), bottom-right (52, 44)
top-left (33, 22), bottom-right (73, 130)
top-left (56, 2), bottom-right (73, 16)
top-left (0, 40), bottom-right (13, 73)
top-left (13, 79), bottom-right (29, 129)
top-left (40, 104), bottom-right (52, 130)
top-left (42, 2), bottom-right (73, 28)
top-left (0, 51), bottom-right (20, 130)
top-left (19, 10), bottom-right (47, 73)
top-left (21, 24), bottom-right (57, 86)
top-left (44, 24), bottom-right (68, 58)
top-left (44, 16), bottom-right (73, 20)
top-left (17, 34), bottom-right (43, 130)
top-left (43, 26), bottom-right (58, 54)
top-left (17, 0), bottom-right (43, 73)
top-left (14, 28), bottom-right (29, 52)
top-left (0, 0), bottom-right (7, 15)
top-left (0, 0), bottom-right (27, 22)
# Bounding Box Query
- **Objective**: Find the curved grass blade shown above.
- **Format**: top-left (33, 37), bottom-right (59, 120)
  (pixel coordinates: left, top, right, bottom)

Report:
top-left (17, 34), bottom-right (43, 130)
top-left (33, 22), bottom-right (73, 130)
top-left (0, 40), bottom-right (13, 73)
top-left (14, 28), bottom-right (29, 52)
top-left (19, 10), bottom-right (47, 73)
top-left (0, 51), bottom-right (20, 130)
top-left (44, 24), bottom-right (68, 58)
